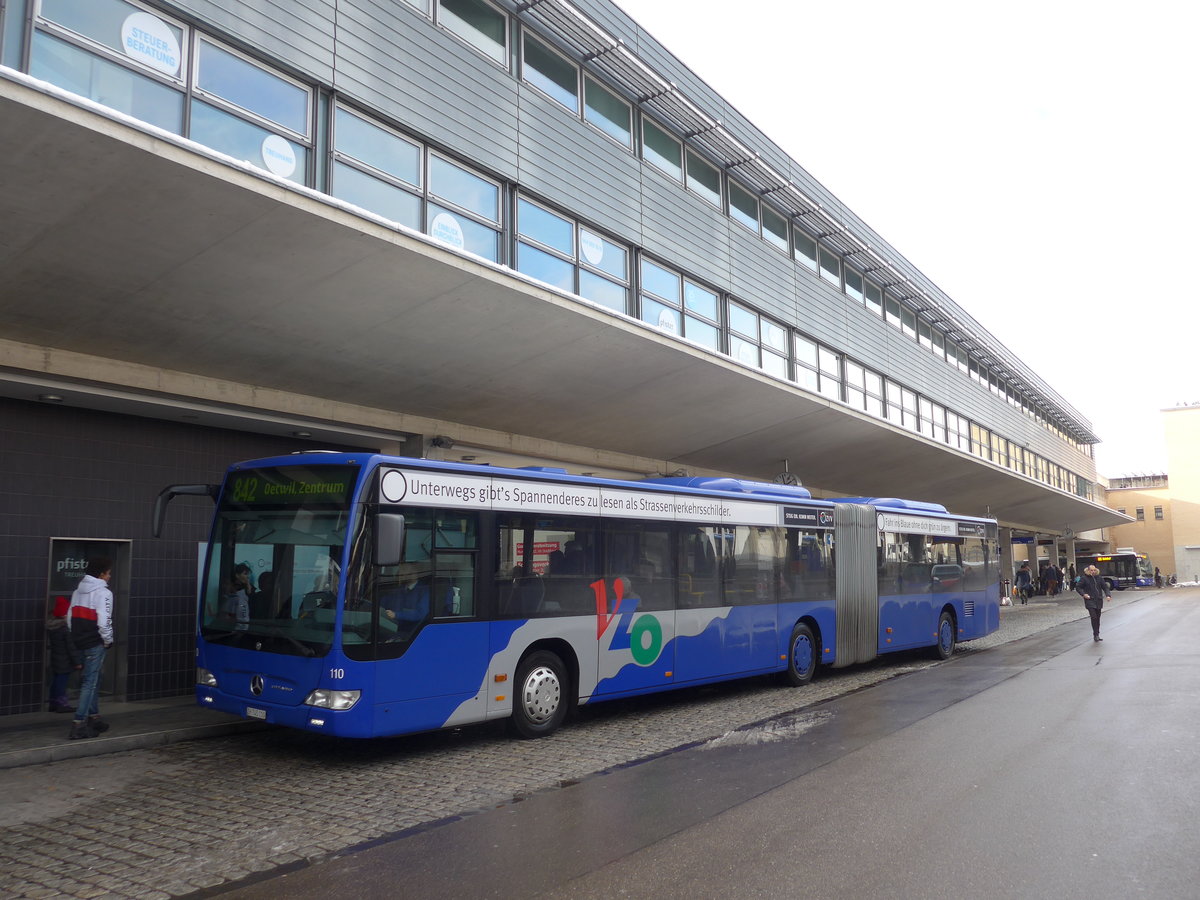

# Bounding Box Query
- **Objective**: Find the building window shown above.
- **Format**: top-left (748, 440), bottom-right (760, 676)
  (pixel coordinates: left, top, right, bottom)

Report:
top-left (728, 181), bottom-right (759, 233)
top-left (522, 33), bottom-right (578, 113)
top-left (31, 0), bottom-right (187, 132)
top-left (517, 197), bottom-right (629, 312)
top-left (794, 230), bottom-right (818, 272)
top-left (818, 246), bottom-right (841, 287)
top-left (885, 296), bottom-right (902, 330)
top-left (920, 398), bottom-right (947, 443)
top-left (191, 39), bottom-right (312, 183)
top-left (1117, 507), bottom-right (1126, 515)
top-left (918, 320), bottom-right (933, 351)
top-left (1155, 506), bottom-right (1164, 520)
top-left (1136, 507), bottom-right (1145, 521)
top-left (728, 302), bottom-right (788, 378)
top-left (864, 279), bottom-right (883, 316)
top-left (438, 0), bottom-right (508, 66)
top-left (685, 150), bottom-right (721, 207)
top-left (762, 206), bottom-right (789, 252)
top-left (331, 106), bottom-right (422, 230)
top-left (641, 116), bottom-right (683, 180)
top-left (946, 412), bottom-right (969, 452)
top-left (931, 328), bottom-right (945, 358)
top-left (794, 335), bottom-right (840, 399)
top-left (639, 259), bottom-right (719, 350)
top-left (845, 266), bottom-right (864, 303)
top-left (427, 154), bottom-right (501, 261)
top-left (584, 76), bottom-right (631, 147)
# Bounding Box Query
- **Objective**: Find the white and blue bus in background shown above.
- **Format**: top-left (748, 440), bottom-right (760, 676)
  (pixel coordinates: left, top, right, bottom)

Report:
top-left (155, 454), bottom-right (1001, 739)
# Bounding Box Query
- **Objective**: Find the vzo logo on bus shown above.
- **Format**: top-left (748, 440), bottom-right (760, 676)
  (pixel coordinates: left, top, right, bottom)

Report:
top-left (590, 579), bottom-right (663, 667)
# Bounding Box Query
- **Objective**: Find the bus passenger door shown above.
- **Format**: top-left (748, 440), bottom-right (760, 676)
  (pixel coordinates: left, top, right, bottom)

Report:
top-left (592, 523), bottom-right (676, 698)
top-left (592, 574), bottom-right (676, 698)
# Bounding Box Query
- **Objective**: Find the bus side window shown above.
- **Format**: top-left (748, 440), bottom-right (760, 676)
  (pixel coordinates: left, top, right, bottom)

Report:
top-left (434, 551), bottom-right (474, 617)
top-left (678, 528), bottom-right (720, 608)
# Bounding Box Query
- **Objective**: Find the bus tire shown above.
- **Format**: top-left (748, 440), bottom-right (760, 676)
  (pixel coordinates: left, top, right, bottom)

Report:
top-left (932, 609), bottom-right (956, 660)
top-left (509, 650), bottom-right (567, 739)
top-left (783, 622), bottom-right (817, 686)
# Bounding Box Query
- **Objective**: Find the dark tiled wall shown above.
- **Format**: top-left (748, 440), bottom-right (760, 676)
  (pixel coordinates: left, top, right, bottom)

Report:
top-left (0, 397), bottom-right (373, 715)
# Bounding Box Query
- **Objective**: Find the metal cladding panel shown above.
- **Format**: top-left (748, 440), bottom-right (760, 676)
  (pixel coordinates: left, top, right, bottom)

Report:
top-left (515, 91), bottom-right (641, 239)
top-left (795, 273), bottom-right (855, 347)
top-left (637, 174), bottom-right (733, 283)
top-left (169, 0), bottom-right (336, 82)
top-left (840, 307), bottom-right (895, 371)
top-left (726, 228), bottom-right (798, 326)
top-left (332, 0), bottom-right (518, 176)
top-left (834, 502), bottom-right (879, 667)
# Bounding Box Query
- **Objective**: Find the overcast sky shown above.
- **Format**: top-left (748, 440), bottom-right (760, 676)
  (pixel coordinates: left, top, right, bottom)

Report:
top-left (615, 0), bottom-right (1199, 477)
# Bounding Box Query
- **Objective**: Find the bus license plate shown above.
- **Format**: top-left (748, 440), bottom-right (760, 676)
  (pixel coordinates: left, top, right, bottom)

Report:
top-left (246, 706), bottom-right (267, 720)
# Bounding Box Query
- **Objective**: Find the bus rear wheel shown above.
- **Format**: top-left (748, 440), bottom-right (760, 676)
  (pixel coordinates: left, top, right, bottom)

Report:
top-left (783, 622), bottom-right (817, 686)
top-left (510, 650), bottom-right (567, 738)
top-left (932, 610), bottom-right (956, 660)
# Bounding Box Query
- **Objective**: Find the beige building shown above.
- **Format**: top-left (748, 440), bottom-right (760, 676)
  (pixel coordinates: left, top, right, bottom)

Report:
top-left (1103, 405), bottom-right (1200, 583)
top-left (1105, 475), bottom-right (1172, 580)
top-left (1164, 406), bottom-right (1200, 582)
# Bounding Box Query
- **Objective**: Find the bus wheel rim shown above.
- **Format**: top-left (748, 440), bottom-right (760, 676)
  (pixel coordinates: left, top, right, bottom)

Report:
top-left (521, 665), bottom-right (561, 724)
top-left (793, 635), bottom-right (813, 674)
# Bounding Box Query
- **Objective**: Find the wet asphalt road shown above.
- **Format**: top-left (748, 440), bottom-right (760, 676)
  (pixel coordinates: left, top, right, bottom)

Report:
top-left (221, 591), bottom-right (1200, 900)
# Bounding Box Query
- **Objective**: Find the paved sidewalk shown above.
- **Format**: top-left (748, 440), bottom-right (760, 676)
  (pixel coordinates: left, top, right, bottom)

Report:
top-left (0, 586), bottom-right (1161, 771)
top-left (0, 695), bottom-right (265, 770)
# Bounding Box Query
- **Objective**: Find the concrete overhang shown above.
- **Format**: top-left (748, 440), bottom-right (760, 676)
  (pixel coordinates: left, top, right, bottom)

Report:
top-left (0, 72), bottom-right (1124, 535)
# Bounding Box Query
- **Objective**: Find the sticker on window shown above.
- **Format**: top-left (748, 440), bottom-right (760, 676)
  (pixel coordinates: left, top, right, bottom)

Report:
top-left (261, 135), bottom-right (297, 178)
top-left (121, 12), bottom-right (181, 77)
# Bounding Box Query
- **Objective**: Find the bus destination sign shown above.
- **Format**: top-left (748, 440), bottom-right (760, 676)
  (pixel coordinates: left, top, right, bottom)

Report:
top-left (225, 466), bottom-right (358, 506)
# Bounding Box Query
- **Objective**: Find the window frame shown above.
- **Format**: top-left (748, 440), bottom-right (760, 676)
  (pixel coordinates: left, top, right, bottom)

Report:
top-left (684, 149), bottom-right (722, 207)
top-left (583, 74), bottom-right (632, 148)
top-left (641, 115), bottom-right (683, 182)
top-left (192, 36), bottom-right (313, 142)
top-left (436, 0), bottom-right (509, 67)
top-left (34, 0), bottom-right (190, 87)
top-left (521, 30), bottom-right (579, 114)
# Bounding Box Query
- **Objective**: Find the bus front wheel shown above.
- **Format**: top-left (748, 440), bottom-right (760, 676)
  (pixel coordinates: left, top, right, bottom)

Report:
top-left (932, 610), bottom-right (956, 660)
top-left (510, 650), bottom-right (567, 738)
top-left (783, 622), bottom-right (817, 686)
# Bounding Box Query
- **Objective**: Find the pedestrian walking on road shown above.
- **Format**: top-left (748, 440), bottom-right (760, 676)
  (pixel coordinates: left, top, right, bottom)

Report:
top-left (1075, 564), bottom-right (1112, 642)
top-left (67, 556), bottom-right (115, 740)
top-left (1015, 562), bottom-right (1033, 604)
top-left (46, 595), bottom-right (81, 713)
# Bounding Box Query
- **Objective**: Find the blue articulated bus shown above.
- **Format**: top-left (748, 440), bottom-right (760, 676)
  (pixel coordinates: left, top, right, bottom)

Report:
top-left (155, 453), bottom-right (1000, 739)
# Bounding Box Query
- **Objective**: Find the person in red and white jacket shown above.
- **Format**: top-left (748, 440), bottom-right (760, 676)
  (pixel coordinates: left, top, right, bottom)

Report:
top-left (67, 557), bottom-right (114, 740)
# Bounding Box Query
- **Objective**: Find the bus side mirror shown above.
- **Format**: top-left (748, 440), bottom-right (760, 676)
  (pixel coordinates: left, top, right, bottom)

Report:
top-left (376, 513), bottom-right (405, 568)
top-left (152, 483), bottom-right (219, 537)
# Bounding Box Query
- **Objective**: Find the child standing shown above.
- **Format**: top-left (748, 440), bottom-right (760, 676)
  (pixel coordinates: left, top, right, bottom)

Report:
top-left (47, 596), bottom-right (81, 713)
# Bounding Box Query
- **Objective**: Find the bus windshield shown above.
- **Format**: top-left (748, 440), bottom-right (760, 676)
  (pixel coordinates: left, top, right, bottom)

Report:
top-left (200, 465), bottom-right (359, 657)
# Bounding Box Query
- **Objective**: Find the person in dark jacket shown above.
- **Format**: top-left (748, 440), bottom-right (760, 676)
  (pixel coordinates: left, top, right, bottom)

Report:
top-left (1014, 562), bottom-right (1033, 604)
top-left (46, 595), bottom-right (81, 713)
top-left (1075, 564), bottom-right (1112, 642)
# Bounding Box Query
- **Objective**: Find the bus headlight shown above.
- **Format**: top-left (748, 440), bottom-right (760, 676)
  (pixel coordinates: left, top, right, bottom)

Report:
top-left (196, 668), bottom-right (218, 687)
top-left (304, 689), bottom-right (361, 710)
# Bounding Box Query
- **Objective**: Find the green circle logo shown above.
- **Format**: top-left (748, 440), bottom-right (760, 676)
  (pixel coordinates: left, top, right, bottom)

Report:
top-left (629, 615), bottom-right (663, 667)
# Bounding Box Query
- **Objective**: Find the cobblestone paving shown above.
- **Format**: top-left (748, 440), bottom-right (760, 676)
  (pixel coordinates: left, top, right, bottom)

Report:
top-left (0, 591), bottom-right (1152, 898)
